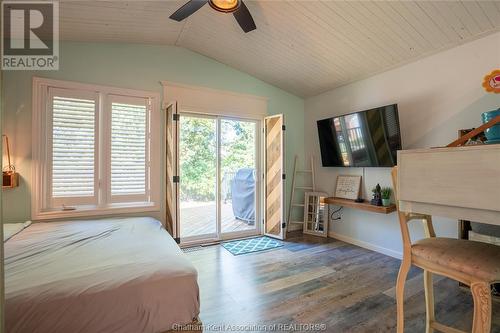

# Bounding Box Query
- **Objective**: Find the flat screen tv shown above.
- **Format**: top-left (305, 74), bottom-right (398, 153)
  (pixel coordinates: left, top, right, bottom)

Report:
top-left (317, 104), bottom-right (402, 167)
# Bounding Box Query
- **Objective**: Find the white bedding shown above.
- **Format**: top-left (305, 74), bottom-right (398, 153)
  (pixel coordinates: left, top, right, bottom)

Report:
top-left (3, 221), bottom-right (31, 242)
top-left (5, 217), bottom-right (199, 333)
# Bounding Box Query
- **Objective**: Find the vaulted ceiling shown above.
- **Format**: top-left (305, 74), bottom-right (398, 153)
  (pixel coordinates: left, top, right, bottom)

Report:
top-left (58, 1), bottom-right (500, 97)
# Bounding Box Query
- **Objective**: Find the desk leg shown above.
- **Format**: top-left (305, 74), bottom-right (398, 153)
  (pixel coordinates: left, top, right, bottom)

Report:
top-left (424, 270), bottom-right (435, 333)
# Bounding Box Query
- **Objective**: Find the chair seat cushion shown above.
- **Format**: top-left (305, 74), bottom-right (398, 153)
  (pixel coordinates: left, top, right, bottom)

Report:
top-left (412, 237), bottom-right (500, 282)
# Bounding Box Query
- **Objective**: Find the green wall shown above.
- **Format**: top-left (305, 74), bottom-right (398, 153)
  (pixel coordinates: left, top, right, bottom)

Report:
top-left (2, 41), bottom-right (304, 223)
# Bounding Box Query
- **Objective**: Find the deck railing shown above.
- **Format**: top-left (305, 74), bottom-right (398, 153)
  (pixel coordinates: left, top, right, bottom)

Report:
top-left (222, 171), bottom-right (236, 202)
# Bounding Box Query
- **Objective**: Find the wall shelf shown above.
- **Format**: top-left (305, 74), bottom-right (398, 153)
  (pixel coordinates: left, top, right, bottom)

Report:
top-left (324, 197), bottom-right (396, 214)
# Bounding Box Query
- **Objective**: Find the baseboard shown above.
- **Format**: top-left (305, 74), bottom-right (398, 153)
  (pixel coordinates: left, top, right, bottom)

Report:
top-left (328, 231), bottom-right (402, 260)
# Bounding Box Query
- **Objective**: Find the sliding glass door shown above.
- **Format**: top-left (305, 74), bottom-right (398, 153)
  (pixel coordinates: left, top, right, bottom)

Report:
top-left (179, 114), bottom-right (260, 243)
top-left (179, 114), bottom-right (217, 240)
top-left (220, 119), bottom-right (258, 235)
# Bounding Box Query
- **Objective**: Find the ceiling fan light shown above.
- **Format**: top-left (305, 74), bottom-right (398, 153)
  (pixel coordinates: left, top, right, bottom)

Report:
top-left (209, 0), bottom-right (240, 13)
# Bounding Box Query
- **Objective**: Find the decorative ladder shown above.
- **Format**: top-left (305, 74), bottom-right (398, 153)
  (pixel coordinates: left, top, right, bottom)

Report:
top-left (287, 155), bottom-right (315, 226)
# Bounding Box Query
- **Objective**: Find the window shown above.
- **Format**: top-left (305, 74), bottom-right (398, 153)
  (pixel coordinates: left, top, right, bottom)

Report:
top-left (32, 78), bottom-right (160, 219)
top-left (50, 89), bottom-right (98, 206)
top-left (110, 97), bottom-right (148, 199)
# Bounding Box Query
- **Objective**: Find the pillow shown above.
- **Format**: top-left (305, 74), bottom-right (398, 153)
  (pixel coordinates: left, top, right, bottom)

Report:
top-left (4, 221), bottom-right (32, 242)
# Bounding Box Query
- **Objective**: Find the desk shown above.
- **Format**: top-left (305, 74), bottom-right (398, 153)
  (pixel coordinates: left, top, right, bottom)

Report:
top-left (397, 145), bottom-right (500, 226)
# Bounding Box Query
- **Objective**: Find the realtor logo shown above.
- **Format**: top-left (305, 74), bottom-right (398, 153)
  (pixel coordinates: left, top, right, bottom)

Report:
top-left (2, 1), bottom-right (59, 70)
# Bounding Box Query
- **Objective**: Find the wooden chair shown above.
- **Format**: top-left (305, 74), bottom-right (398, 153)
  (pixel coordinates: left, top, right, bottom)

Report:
top-left (391, 167), bottom-right (500, 333)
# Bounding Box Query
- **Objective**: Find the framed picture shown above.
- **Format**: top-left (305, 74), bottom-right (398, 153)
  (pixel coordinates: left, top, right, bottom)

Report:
top-left (334, 175), bottom-right (361, 200)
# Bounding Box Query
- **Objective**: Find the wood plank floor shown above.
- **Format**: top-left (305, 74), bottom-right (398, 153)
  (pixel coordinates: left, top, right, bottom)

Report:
top-left (185, 234), bottom-right (500, 332)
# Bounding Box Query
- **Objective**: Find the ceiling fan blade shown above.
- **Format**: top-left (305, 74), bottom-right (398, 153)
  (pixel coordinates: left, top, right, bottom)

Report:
top-left (169, 0), bottom-right (208, 22)
top-left (233, 1), bottom-right (256, 33)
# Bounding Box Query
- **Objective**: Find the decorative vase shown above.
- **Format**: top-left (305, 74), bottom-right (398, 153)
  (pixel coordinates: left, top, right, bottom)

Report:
top-left (382, 198), bottom-right (391, 207)
top-left (481, 109), bottom-right (500, 144)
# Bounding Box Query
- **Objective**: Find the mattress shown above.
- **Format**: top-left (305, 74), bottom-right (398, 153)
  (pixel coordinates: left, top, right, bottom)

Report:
top-left (5, 217), bottom-right (200, 333)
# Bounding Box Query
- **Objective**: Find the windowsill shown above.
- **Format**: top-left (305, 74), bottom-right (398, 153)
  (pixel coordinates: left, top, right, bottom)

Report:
top-left (33, 202), bottom-right (160, 221)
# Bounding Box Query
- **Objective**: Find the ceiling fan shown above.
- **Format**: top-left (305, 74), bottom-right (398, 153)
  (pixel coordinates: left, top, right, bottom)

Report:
top-left (169, 0), bottom-right (257, 33)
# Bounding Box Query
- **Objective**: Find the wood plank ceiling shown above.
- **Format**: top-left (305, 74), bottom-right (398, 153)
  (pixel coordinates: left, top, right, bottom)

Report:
top-left (59, 1), bottom-right (500, 97)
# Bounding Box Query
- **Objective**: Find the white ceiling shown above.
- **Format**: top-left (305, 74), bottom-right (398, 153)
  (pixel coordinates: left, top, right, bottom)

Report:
top-left (58, 0), bottom-right (500, 97)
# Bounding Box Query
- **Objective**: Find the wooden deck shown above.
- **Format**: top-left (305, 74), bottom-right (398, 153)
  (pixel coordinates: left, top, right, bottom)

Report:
top-left (180, 202), bottom-right (255, 238)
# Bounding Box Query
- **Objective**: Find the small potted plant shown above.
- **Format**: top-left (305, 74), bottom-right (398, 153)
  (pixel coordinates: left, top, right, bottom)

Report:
top-left (381, 187), bottom-right (392, 207)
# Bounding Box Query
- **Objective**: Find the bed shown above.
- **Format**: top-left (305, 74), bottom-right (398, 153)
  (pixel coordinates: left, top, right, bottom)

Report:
top-left (4, 217), bottom-right (200, 333)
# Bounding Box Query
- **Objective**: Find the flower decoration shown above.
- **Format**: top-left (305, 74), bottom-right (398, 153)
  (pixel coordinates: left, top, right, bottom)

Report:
top-left (482, 69), bottom-right (500, 93)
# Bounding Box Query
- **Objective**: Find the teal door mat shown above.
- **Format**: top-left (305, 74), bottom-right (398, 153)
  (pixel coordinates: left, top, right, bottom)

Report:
top-left (222, 236), bottom-right (284, 255)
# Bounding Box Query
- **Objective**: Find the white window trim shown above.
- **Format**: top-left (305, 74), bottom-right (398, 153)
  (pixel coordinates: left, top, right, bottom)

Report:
top-left (32, 77), bottom-right (161, 220)
top-left (161, 80), bottom-right (268, 119)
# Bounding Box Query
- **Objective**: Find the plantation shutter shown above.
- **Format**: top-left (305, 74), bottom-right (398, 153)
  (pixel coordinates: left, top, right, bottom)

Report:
top-left (108, 95), bottom-right (150, 202)
top-left (49, 87), bottom-right (99, 207)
